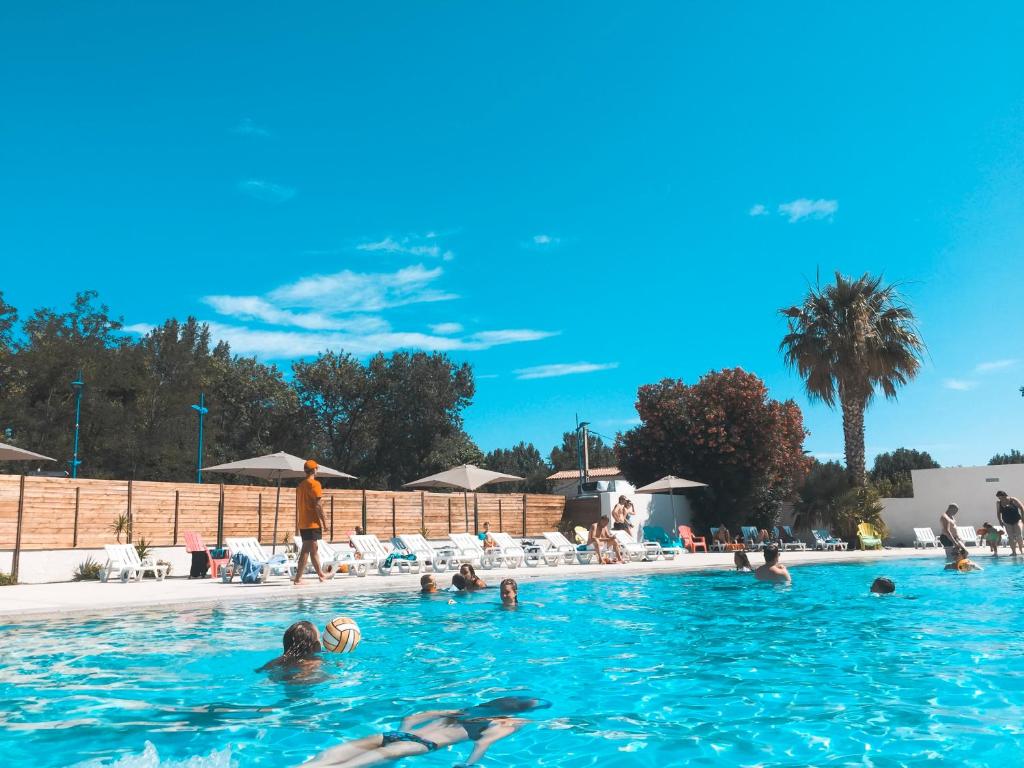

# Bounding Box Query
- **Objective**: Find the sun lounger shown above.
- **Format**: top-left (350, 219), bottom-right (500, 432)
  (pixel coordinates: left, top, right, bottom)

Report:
top-left (394, 533), bottom-right (463, 572)
top-left (223, 537), bottom-right (292, 582)
top-left (956, 525), bottom-right (981, 547)
top-left (811, 529), bottom-right (847, 551)
top-left (184, 531), bottom-right (230, 579)
top-left (775, 526), bottom-right (807, 551)
top-left (677, 525), bottom-right (707, 553)
top-left (857, 523), bottom-right (883, 550)
top-left (641, 526), bottom-right (683, 559)
top-left (516, 536), bottom-right (562, 567)
top-left (489, 532), bottom-right (527, 568)
top-left (101, 543), bottom-right (167, 582)
top-left (709, 527), bottom-right (744, 552)
top-left (913, 528), bottom-right (940, 548)
top-left (543, 531), bottom-right (596, 564)
top-left (291, 536), bottom-right (369, 577)
top-left (449, 532), bottom-right (509, 569)
top-left (741, 526), bottom-right (772, 551)
top-left (351, 534), bottom-right (421, 575)
top-left (611, 529), bottom-right (649, 561)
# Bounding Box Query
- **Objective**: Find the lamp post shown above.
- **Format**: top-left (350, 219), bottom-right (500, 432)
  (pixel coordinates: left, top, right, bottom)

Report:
top-left (191, 392), bottom-right (208, 484)
top-left (70, 371), bottom-right (84, 478)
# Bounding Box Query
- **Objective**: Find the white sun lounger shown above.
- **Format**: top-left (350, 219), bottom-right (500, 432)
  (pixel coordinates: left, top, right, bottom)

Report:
top-left (812, 529), bottom-right (848, 551)
top-left (611, 529), bottom-right (649, 561)
top-left (394, 533), bottom-right (463, 572)
top-left (223, 537), bottom-right (292, 582)
top-left (956, 525), bottom-right (981, 547)
top-left (100, 544), bottom-right (166, 582)
top-left (543, 531), bottom-right (596, 565)
top-left (776, 526), bottom-right (808, 551)
top-left (913, 528), bottom-right (940, 548)
top-left (489, 532), bottom-right (526, 568)
top-left (449, 532), bottom-right (509, 569)
top-left (291, 536), bottom-right (368, 577)
top-left (518, 536), bottom-right (562, 567)
top-left (351, 534), bottom-right (421, 575)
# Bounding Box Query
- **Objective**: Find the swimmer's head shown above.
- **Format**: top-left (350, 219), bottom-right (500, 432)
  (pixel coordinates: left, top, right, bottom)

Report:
top-left (763, 544), bottom-right (780, 565)
top-left (499, 577), bottom-right (518, 605)
top-left (451, 573), bottom-right (467, 590)
top-left (733, 550), bottom-right (751, 569)
top-left (870, 577), bottom-right (895, 595)
top-left (470, 697), bottom-right (552, 715)
top-left (460, 563), bottom-right (477, 579)
top-left (282, 620), bottom-right (321, 658)
top-left (420, 573), bottom-right (436, 593)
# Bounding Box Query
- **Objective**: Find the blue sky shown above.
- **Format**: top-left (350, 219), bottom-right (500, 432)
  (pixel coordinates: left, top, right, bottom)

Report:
top-left (3, 3), bottom-right (1024, 467)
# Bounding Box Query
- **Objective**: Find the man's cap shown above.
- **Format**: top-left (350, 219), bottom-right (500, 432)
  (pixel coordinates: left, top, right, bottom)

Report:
top-left (304, 459), bottom-right (318, 472)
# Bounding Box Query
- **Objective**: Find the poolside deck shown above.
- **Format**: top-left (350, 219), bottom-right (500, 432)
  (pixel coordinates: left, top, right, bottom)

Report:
top-left (0, 547), bottom-right (947, 621)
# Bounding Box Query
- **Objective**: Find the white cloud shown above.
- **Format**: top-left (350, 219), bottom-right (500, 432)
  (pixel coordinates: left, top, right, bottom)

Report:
top-left (514, 362), bottom-right (619, 380)
top-left (533, 234), bottom-right (560, 245)
top-left (944, 379), bottom-right (977, 391)
top-left (468, 329), bottom-right (558, 346)
top-left (238, 179), bottom-right (296, 203)
top-left (975, 359), bottom-right (1018, 373)
top-left (202, 295), bottom-right (387, 333)
top-left (430, 322), bottom-right (464, 335)
top-left (269, 264), bottom-right (457, 313)
top-left (809, 451), bottom-right (845, 462)
top-left (749, 204), bottom-right (769, 217)
top-left (357, 234), bottom-right (454, 261)
top-left (232, 118), bottom-right (271, 138)
top-left (778, 198), bottom-right (838, 223)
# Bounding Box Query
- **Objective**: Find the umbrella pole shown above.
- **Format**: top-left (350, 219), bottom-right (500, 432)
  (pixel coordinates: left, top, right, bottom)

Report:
top-left (463, 491), bottom-right (469, 532)
top-left (473, 491), bottom-right (479, 534)
top-left (272, 476), bottom-right (281, 554)
top-left (670, 490), bottom-right (678, 532)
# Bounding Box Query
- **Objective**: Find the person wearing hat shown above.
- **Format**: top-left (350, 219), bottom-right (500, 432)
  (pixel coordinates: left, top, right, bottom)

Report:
top-left (294, 459), bottom-right (328, 585)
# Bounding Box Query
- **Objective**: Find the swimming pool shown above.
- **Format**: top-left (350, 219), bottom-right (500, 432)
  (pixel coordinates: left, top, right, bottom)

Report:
top-left (2, 556), bottom-right (1023, 767)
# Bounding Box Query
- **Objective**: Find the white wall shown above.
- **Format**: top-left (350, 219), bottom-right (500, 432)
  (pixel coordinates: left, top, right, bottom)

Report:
top-left (881, 464), bottom-right (1024, 545)
top-left (0, 546), bottom-right (195, 585)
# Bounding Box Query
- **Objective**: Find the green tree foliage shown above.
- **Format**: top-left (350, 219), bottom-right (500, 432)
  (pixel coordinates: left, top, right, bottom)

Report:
top-left (293, 350), bottom-right (477, 489)
top-left (794, 459), bottom-right (849, 529)
top-left (780, 273), bottom-right (924, 487)
top-left (549, 431), bottom-right (617, 471)
top-left (485, 442), bottom-right (551, 492)
top-left (989, 450), bottom-right (1024, 466)
top-left (869, 448), bottom-right (938, 498)
top-left (617, 368), bottom-right (811, 531)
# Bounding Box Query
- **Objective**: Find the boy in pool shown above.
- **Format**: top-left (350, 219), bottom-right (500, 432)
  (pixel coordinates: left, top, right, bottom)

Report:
top-left (754, 545), bottom-right (791, 584)
top-left (305, 697), bottom-right (550, 767)
top-left (257, 620), bottom-right (321, 672)
top-left (944, 545), bottom-right (983, 572)
top-left (870, 577), bottom-right (895, 594)
top-left (420, 574), bottom-right (437, 593)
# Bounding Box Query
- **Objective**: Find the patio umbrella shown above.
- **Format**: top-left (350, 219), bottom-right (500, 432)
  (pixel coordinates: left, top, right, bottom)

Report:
top-left (0, 442), bottom-right (56, 462)
top-left (203, 451), bottom-right (356, 551)
top-left (634, 475), bottom-right (708, 529)
top-left (402, 464), bottom-right (524, 533)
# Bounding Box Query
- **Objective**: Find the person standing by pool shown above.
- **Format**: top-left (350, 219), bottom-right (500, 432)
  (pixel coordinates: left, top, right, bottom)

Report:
top-left (754, 545), bottom-right (791, 584)
top-left (938, 503), bottom-right (964, 563)
top-left (293, 459), bottom-right (328, 585)
top-left (996, 491), bottom-right (1024, 556)
top-left (611, 496), bottom-right (631, 533)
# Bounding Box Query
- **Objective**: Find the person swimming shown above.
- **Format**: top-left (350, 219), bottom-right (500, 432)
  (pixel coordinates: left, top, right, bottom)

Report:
top-left (944, 545), bottom-right (982, 572)
top-left (499, 578), bottom-right (518, 606)
top-left (420, 574), bottom-right (437, 593)
top-left (459, 563), bottom-right (487, 590)
top-left (305, 696), bottom-right (551, 767)
top-left (870, 577), bottom-right (895, 594)
top-left (257, 620), bottom-right (321, 673)
top-left (733, 550), bottom-right (753, 571)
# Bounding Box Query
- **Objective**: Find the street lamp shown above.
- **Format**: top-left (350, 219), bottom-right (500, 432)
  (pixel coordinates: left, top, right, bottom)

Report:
top-left (191, 392), bottom-right (208, 484)
top-left (70, 371), bottom-right (84, 478)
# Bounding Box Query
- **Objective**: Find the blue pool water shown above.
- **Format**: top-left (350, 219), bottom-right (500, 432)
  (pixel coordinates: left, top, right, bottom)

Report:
top-left (2, 556), bottom-right (1024, 767)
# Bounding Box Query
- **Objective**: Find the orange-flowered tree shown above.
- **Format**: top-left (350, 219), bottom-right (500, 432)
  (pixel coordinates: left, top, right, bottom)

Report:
top-left (617, 368), bottom-right (811, 531)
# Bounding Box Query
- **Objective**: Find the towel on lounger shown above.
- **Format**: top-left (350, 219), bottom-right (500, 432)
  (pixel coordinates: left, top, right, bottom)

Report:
top-left (231, 552), bottom-right (264, 584)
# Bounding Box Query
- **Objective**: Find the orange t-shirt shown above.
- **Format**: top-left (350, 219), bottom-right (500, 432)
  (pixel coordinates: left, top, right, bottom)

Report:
top-left (296, 476), bottom-right (323, 529)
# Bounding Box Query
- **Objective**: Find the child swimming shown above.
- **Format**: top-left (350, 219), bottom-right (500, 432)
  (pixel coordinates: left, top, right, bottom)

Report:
top-left (257, 620), bottom-right (322, 674)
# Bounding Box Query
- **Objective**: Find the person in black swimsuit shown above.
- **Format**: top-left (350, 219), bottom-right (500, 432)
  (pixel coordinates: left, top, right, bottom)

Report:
top-left (305, 697), bottom-right (550, 766)
top-left (996, 490), bottom-right (1024, 556)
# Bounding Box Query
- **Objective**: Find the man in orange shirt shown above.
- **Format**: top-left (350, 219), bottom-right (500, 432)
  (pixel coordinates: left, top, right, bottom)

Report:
top-left (294, 459), bottom-right (328, 585)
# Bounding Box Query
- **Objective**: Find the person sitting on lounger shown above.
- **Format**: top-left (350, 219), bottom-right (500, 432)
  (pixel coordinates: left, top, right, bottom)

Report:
top-left (459, 563), bottom-right (487, 590)
top-left (478, 521), bottom-right (498, 550)
top-left (754, 545), bottom-right (791, 584)
top-left (589, 516), bottom-right (626, 564)
top-left (714, 525), bottom-right (735, 547)
top-left (257, 620), bottom-right (322, 675)
top-left (499, 578), bottom-right (518, 606)
top-left (420, 574), bottom-right (437, 594)
top-left (305, 697), bottom-right (551, 767)
top-left (734, 550), bottom-right (753, 571)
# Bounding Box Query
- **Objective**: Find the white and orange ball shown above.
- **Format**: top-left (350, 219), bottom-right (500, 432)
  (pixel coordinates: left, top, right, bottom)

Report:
top-left (322, 616), bottom-right (361, 653)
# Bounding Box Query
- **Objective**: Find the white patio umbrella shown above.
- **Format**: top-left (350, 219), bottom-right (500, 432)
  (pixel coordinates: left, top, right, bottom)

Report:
top-left (634, 475), bottom-right (708, 530)
top-left (203, 451), bottom-right (356, 551)
top-left (402, 463), bottom-right (524, 532)
top-left (0, 442), bottom-right (56, 462)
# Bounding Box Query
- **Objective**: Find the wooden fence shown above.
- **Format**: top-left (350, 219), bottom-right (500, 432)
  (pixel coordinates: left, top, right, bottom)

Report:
top-left (0, 475), bottom-right (566, 576)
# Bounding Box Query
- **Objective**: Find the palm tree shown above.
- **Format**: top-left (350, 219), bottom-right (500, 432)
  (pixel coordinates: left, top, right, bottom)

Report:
top-left (779, 272), bottom-right (924, 486)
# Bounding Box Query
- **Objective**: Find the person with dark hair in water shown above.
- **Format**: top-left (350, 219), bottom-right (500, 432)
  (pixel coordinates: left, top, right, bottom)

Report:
top-left (733, 550), bottom-right (753, 572)
top-left (499, 578), bottom-right (518, 606)
top-left (305, 697), bottom-right (551, 767)
top-left (450, 573), bottom-right (468, 591)
top-left (459, 563), bottom-right (487, 590)
top-left (257, 620), bottom-right (322, 673)
top-left (754, 545), bottom-right (791, 584)
top-left (870, 577), bottom-right (895, 594)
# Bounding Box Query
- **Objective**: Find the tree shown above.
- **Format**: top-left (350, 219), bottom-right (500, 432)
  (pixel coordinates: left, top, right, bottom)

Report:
top-left (549, 431), bottom-right (617, 471)
top-left (616, 368), bottom-right (811, 530)
top-left (869, 448), bottom-right (938, 498)
top-left (989, 450), bottom-right (1024, 466)
top-left (793, 459), bottom-right (849, 529)
top-left (780, 272), bottom-right (924, 487)
top-left (485, 442), bottom-right (550, 493)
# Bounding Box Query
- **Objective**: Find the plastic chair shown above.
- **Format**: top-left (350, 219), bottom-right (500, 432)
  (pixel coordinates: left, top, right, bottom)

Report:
top-left (184, 531), bottom-right (231, 579)
top-left (677, 525), bottom-right (707, 553)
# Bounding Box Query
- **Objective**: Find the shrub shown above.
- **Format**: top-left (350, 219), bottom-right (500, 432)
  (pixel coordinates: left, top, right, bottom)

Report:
top-left (110, 513), bottom-right (131, 543)
top-left (134, 537), bottom-right (152, 562)
top-left (157, 559), bottom-right (172, 577)
top-left (73, 557), bottom-right (103, 581)
top-left (832, 486), bottom-right (887, 545)
top-left (0, 571), bottom-right (15, 586)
